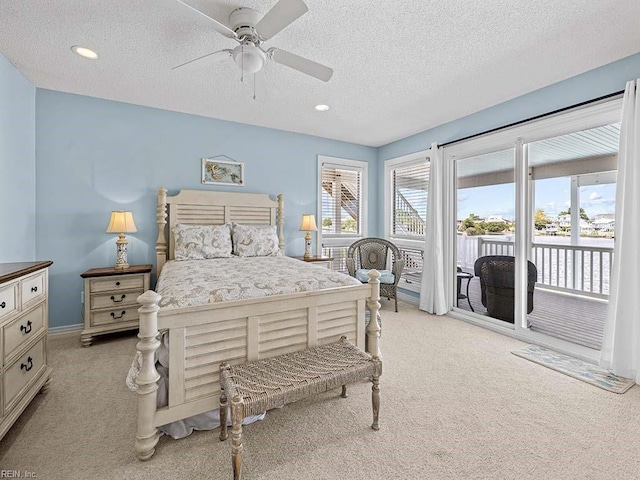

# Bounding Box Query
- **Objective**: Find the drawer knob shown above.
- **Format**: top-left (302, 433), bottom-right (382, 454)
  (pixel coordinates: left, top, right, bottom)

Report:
top-left (0, 301), bottom-right (5, 309)
top-left (20, 320), bottom-right (33, 334)
top-left (115, 281), bottom-right (121, 286)
top-left (21, 356), bottom-right (33, 372)
top-left (111, 310), bottom-right (126, 320)
top-left (31, 286), bottom-right (38, 293)
top-left (110, 294), bottom-right (126, 303)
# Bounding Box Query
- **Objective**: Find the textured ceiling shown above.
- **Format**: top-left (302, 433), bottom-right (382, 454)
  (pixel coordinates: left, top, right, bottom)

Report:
top-left (1, 1), bottom-right (639, 147)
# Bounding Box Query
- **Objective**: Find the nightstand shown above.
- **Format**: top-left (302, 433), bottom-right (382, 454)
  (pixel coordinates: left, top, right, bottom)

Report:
top-left (80, 264), bottom-right (151, 347)
top-left (294, 256), bottom-right (334, 269)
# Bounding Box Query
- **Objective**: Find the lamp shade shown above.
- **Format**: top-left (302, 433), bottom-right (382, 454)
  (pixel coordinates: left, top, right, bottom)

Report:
top-left (106, 211), bottom-right (137, 234)
top-left (299, 214), bottom-right (318, 232)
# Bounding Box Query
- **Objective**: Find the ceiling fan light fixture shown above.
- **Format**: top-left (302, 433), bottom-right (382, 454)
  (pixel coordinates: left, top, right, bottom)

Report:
top-left (314, 104), bottom-right (330, 112)
top-left (71, 45), bottom-right (98, 60)
top-left (232, 44), bottom-right (265, 74)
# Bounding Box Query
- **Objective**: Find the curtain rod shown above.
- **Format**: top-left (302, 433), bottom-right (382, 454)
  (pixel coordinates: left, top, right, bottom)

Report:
top-left (439, 89), bottom-right (625, 148)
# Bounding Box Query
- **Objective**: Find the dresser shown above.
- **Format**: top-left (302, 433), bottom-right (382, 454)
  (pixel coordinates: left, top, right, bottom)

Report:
top-left (0, 261), bottom-right (53, 442)
top-left (80, 265), bottom-right (152, 347)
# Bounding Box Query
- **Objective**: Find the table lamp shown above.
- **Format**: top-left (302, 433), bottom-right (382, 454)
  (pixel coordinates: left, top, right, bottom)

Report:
top-left (299, 214), bottom-right (318, 259)
top-left (106, 211), bottom-right (137, 269)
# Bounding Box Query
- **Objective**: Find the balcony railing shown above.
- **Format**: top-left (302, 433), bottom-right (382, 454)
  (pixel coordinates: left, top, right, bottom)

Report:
top-left (457, 236), bottom-right (613, 299)
top-left (398, 247), bottom-right (423, 285)
top-left (321, 245), bottom-right (349, 273)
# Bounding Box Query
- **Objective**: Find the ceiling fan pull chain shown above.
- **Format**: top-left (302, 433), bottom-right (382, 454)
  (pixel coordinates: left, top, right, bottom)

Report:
top-left (241, 45), bottom-right (244, 83)
top-left (253, 73), bottom-right (257, 100)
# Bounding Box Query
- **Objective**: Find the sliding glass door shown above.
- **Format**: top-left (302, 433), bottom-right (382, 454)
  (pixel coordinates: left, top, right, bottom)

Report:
top-left (446, 98), bottom-right (622, 358)
top-left (526, 123), bottom-right (618, 349)
top-left (455, 148), bottom-right (517, 325)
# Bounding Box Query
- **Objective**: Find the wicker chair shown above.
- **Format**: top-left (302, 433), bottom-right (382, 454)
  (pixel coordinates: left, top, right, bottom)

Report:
top-left (347, 238), bottom-right (405, 312)
top-left (473, 255), bottom-right (537, 323)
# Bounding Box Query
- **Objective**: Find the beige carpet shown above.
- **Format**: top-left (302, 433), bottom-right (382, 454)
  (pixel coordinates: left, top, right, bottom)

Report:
top-left (1, 302), bottom-right (639, 480)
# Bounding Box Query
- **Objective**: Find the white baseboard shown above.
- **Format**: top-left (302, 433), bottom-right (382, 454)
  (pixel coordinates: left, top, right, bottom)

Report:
top-left (49, 323), bottom-right (83, 336)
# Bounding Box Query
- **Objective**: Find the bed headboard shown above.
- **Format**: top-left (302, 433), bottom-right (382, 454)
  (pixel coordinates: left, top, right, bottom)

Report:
top-left (155, 187), bottom-right (284, 276)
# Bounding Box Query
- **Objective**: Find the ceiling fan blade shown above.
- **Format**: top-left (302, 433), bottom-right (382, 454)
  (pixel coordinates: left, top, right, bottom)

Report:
top-left (255, 0), bottom-right (308, 41)
top-left (172, 49), bottom-right (232, 71)
top-left (175, 0), bottom-right (237, 39)
top-left (270, 48), bottom-right (333, 82)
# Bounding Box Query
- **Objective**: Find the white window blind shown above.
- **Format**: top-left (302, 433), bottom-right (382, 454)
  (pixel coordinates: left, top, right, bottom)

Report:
top-left (321, 164), bottom-right (362, 236)
top-left (391, 160), bottom-right (429, 238)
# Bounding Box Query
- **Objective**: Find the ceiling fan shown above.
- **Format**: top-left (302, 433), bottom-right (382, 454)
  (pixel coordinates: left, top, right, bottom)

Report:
top-left (173, 0), bottom-right (333, 85)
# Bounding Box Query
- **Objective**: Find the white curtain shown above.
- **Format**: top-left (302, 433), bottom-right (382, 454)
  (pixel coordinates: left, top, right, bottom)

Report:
top-left (419, 142), bottom-right (448, 314)
top-left (600, 79), bottom-right (640, 383)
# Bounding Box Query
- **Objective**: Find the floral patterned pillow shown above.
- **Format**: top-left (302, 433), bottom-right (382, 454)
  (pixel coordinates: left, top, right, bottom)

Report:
top-left (232, 224), bottom-right (281, 257)
top-left (172, 224), bottom-right (233, 260)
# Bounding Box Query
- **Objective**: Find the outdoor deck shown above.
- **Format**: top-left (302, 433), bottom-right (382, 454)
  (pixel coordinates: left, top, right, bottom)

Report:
top-left (457, 275), bottom-right (607, 350)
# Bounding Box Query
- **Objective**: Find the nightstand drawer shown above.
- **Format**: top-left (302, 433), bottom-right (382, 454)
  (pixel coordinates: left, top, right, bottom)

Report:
top-left (4, 338), bottom-right (45, 410)
top-left (90, 290), bottom-right (142, 310)
top-left (90, 275), bottom-right (144, 293)
top-left (0, 283), bottom-right (18, 321)
top-left (21, 271), bottom-right (45, 306)
top-left (91, 308), bottom-right (140, 327)
top-left (4, 303), bottom-right (45, 361)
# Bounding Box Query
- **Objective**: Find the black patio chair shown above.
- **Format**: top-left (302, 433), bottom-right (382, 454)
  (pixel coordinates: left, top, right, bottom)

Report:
top-left (473, 255), bottom-right (537, 323)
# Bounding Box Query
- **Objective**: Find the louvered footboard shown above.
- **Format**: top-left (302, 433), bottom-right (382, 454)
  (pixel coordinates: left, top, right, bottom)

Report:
top-left (133, 271), bottom-right (381, 461)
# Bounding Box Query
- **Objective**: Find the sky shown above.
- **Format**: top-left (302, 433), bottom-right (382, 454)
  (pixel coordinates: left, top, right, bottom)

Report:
top-left (456, 178), bottom-right (617, 221)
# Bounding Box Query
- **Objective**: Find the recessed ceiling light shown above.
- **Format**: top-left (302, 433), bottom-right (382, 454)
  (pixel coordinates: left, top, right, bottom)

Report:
top-left (314, 104), bottom-right (330, 112)
top-left (71, 45), bottom-right (98, 60)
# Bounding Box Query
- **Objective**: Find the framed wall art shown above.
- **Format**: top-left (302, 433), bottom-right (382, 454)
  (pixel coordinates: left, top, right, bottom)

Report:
top-left (202, 157), bottom-right (244, 186)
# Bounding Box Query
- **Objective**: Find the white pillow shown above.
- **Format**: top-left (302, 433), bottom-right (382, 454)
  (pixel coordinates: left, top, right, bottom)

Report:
top-left (232, 224), bottom-right (280, 257)
top-left (172, 224), bottom-right (233, 260)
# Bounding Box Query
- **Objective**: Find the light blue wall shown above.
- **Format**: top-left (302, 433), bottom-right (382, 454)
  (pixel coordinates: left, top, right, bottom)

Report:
top-left (34, 90), bottom-right (377, 328)
top-left (0, 54), bottom-right (36, 262)
top-left (25, 51), bottom-right (640, 328)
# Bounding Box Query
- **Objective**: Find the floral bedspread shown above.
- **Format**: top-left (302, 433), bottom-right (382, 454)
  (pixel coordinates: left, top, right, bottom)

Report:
top-left (156, 256), bottom-right (361, 308)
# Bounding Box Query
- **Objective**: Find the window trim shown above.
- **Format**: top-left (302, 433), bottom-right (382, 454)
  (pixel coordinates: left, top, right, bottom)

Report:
top-left (383, 149), bottom-right (431, 293)
top-left (383, 149), bottom-right (431, 240)
top-left (317, 155), bottom-right (368, 255)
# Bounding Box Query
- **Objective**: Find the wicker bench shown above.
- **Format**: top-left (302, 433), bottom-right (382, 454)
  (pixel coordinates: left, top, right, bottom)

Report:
top-left (219, 337), bottom-right (383, 480)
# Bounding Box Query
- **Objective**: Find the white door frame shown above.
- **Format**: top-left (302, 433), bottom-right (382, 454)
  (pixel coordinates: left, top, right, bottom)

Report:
top-left (444, 97), bottom-right (622, 362)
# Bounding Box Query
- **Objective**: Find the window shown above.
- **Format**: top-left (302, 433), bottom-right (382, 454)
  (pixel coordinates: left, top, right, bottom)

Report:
top-left (384, 152), bottom-right (430, 290)
top-left (318, 156), bottom-right (368, 272)
top-left (391, 161), bottom-right (429, 239)
top-left (321, 166), bottom-right (362, 236)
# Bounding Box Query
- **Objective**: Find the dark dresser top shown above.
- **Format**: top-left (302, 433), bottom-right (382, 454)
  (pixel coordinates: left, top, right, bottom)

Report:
top-left (0, 261), bottom-right (54, 285)
top-left (81, 264), bottom-right (153, 278)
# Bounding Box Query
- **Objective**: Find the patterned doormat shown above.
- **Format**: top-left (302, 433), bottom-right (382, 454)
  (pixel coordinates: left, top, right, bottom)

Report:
top-left (511, 344), bottom-right (635, 394)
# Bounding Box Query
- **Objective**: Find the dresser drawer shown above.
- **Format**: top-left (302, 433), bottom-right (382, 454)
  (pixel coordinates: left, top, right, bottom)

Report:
top-left (21, 271), bottom-right (45, 306)
top-left (90, 275), bottom-right (144, 293)
top-left (0, 283), bottom-right (18, 321)
top-left (4, 338), bottom-right (45, 410)
top-left (90, 289), bottom-right (142, 310)
top-left (4, 303), bottom-right (45, 361)
top-left (90, 307), bottom-right (140, 327)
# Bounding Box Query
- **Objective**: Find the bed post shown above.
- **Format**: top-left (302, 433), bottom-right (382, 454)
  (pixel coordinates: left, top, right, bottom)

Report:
top-left (156, 187), bottom-right (168, 277)
top-left (366, 269), bottom-right (381, 359)
top-left (135, 290), bottom-right (162, 461)
top-left (277, 193), bottom-right (285, 252)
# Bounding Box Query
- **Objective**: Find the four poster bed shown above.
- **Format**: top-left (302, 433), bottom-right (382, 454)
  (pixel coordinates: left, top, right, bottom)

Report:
top-left (133, 188), bottom-right (382, 461)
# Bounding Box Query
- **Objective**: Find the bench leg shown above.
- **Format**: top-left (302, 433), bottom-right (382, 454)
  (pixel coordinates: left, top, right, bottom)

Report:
top-left (219, 391), bottom-right (228, 441)
top-left (231, 394), bottom-right (244, 480)
top-left (341, 385), bottom-right (348, 398)
top-left (371, 374), bottom-right (380, 431)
